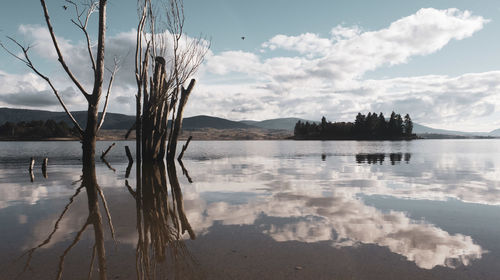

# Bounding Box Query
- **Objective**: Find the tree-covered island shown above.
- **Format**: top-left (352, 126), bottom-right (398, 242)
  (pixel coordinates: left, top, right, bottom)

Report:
top-left (294, 112), bottom-right (416, 140)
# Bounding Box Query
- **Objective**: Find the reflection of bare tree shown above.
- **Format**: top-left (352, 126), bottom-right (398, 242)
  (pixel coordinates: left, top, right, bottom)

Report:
top-left (127, 162), bottom-right (197, 280)
top-left (17, 163), bottom-right (113, 280)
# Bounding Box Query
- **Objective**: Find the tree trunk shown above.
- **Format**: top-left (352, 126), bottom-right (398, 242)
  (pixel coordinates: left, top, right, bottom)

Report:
top-left (167, 79), bottom-right (195, 162)
top-left (82, 103), bottom-right (99, 166)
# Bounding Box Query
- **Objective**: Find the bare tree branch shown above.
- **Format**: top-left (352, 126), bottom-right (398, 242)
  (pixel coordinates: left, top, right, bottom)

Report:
top-left (66, 0), bottom-right (98, 72)
top-left (135, 0), bottom-right (209, 162)
top-left (0, 37), bottom-right (84, 135)
top-left (40, 0), bottom-right (90, 100)
top-left (97, 57), bottom-right (119, 132)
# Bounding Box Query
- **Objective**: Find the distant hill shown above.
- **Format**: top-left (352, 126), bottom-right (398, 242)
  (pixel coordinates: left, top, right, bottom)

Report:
top-left (240, 118), bottom-right (317, 131)
top-left (181, 115), bottom-right (256, 130)
top-left (489, 128), bottom-right (500, 137)
top-left (0, 108), bottom-right (135, 130)
top-left (0, 108), bottom-right (256, 131)
top-left (1, 108), bottom-right (497, 137)
top-left (412, 123), bottom-right (488, 136)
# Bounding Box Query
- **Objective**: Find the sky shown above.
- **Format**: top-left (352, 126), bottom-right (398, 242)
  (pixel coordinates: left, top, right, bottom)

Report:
top-left (1, 0), bottom-right (500, 132)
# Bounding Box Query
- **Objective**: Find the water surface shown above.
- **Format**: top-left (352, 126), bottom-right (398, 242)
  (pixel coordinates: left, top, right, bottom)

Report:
top-left (1, 140), bottom-right (500, 279)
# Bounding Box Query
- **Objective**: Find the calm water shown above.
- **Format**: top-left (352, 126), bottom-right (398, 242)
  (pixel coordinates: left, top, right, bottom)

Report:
top-left (1, 140), bottom-right (500, 279)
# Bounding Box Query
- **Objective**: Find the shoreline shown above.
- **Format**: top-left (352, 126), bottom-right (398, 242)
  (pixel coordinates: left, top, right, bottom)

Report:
top-left (0, 129), bottom-right (497, 141)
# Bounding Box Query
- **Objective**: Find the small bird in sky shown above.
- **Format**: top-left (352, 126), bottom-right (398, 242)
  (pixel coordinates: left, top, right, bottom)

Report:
top-left (241, 36), bottom-right (245, 40)
top-left (63, 5), bottom-right (68, 10)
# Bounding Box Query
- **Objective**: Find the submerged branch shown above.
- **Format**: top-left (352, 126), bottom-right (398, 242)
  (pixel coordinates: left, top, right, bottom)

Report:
top-left (177, 135), bottom-right (192, 161)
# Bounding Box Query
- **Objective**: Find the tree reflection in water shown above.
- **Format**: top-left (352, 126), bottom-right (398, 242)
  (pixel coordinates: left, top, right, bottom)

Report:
top-left (14, 159), bottom-right (196, 280)
top-left (126, 161), bottom-right (197, 280)
top-left (17, 161), bottom-right (112, 280)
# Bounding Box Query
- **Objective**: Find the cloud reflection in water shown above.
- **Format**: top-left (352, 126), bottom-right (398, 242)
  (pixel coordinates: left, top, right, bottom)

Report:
top-left (185, 153), bottom-right (491, 269)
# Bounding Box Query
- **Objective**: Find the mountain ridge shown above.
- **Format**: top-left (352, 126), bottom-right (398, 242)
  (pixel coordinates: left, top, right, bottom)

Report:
top-left (0, 107), bottom-right (496, 137)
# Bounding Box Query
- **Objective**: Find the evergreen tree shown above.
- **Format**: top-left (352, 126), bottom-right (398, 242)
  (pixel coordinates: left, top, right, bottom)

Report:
top-left (293, 111), bottom-right (413, 140)
top-left (388, 111), bottom-right (397, 137)
top-left (395, 114), bottom-right (403, 136)
top-left (354, 112), bottom-right (365, 137)
top-left (376, 112), bottom-right (386, 137)
top-left (404, 114), bottom-right (413, 136)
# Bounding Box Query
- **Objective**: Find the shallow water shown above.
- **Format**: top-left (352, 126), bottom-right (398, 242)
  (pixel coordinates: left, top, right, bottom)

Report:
top-left (1, 140), bottom-right (500, 279)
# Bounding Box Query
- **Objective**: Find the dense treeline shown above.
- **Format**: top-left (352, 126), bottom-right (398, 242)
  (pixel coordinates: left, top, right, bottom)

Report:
top-left (294, 112), bottom-right (416, 140)
top-left (0, 120), bottom-right (79, 139)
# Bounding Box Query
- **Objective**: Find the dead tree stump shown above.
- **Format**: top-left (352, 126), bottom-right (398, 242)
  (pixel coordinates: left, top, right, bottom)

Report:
top-left (29, 157), bottom-right (35, 182)
top-left (42, 157), bottom-right (48, 178)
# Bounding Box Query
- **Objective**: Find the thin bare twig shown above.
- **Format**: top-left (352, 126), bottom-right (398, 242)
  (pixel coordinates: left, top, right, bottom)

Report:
top-left (66, 0), bottom-right (98, 72)
top-left (40, 0), bottom-right (90, 100)
top-left (177, 135), bottom-right (192, 161)
top-left (97, 57), bottom-right (119, 132)
top-left (0, 38), bottom-right (84, 135)
top-left (100, 142), bottom-right (116, 159)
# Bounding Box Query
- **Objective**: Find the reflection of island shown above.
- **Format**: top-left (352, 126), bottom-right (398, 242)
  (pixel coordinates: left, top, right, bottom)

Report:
top-left (356, 153), bottom-right (411, 164)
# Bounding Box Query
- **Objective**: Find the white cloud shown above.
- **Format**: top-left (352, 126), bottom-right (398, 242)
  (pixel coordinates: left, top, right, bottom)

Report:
top-left (1, 8), bottom-right (496, 131)
top-left (330, 24), bottom-right (362, 41)
top-left (195, 8), bottom-right (495, 131)
top-left (261, 33), bottom-right (332, 56)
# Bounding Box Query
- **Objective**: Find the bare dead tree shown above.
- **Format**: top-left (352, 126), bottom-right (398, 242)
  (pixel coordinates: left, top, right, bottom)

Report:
top-left (135, 0), bottom-right (209, 163)
top-left (0, 0), bottom-right (117, 165)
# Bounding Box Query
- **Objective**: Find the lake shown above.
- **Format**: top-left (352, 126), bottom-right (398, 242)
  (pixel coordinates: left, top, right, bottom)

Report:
top-left (1, 140), bottom-right (500, 279)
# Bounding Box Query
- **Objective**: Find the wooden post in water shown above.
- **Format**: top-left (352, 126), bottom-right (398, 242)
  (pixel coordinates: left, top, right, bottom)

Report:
top-left (42, 157), bottom-right (48, 178)
top-left (29, 157), bottom-right (35, 182)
